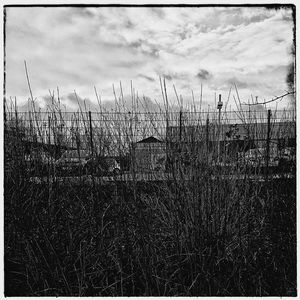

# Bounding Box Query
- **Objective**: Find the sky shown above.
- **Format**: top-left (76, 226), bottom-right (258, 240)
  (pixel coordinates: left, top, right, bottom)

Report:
top-left (5, 5), bottom-right (295, 111)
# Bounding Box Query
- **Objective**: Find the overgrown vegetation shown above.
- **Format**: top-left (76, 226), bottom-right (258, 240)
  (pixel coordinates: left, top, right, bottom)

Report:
top-left (4, 84), bottom-right (296, 296)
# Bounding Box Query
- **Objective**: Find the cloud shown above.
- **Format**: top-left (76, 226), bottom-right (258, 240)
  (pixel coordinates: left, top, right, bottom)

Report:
top-left (90, 94), bottom-right (163, 113)
top-left (150, 7), bottom-right (165, 19)
top-left (138, 74), bottom-right (155, 82)
top-left (5, 6), bottom-right (295, 110)
top-left (65, 93), bottom-right (97, 110)
top-left (15, 91), bottom-right (167, 114)
top-left (39, 92), bottom-right (99, 112)
top-left (129, 39), bottom-right (160, 57)
top-left (196, 69), bottom-right (212, 81)
top-left (163, 74), bottom-right (173, 81)
top-left (226, 77), bottom-right (249, 89)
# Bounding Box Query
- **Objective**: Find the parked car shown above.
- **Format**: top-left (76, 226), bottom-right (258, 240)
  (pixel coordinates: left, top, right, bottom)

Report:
top-left (239, 148), bottom-right (279, 167)
top-left (55, 150), bottom-right (90, 175)
top-left (86, 156), bottom-right (121, 176)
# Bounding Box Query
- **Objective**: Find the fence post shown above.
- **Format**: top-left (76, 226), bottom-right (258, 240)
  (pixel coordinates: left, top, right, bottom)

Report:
top-left (88, 111), bottom-right (94, 157)
top-left (48, 116), bottom-right (51, 146)
top-left (15, 101), bottom-right (19, 137)
top-left (206, 116), bottom-right (210, 154)
top-left (179, 110), bottom-right (182, 142)
top-left (266, 109), bottom-right (271, 179)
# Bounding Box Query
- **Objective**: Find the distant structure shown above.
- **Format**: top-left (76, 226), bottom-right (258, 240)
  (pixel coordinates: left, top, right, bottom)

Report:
top-left (167, 121), bottom-right (296, 156)
top-left (133, 136), bottom-right (166, 172)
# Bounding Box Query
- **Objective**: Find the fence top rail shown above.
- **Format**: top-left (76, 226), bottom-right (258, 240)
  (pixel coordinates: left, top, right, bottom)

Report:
top-left (4, 110), bottom-right (296, 119)
top-left (6, 109), bottom-right (295, 114)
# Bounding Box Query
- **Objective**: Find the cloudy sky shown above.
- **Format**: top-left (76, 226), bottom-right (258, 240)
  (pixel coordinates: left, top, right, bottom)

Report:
top-left (5, 5), bottom-right (295, 111)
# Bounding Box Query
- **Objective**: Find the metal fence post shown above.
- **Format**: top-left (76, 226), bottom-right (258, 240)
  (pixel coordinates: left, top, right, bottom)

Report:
top-left (88, 111), bottom-right (94, 157)
top-left (266, 109), bottom-right (271, 178)
top-left (206, 116), bottom-right (210, 153)
top-left (48, 116), bottom-right (51, 146)
top-left (179, 109), bottom-right (182, 142)
top-left (217, 94), bottom-right (223, 162)
top-left (15, 102), bottom-right (19, 138)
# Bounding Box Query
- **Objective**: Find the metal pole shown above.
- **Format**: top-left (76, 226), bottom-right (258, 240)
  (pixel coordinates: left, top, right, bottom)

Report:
top-left (218, 106), bottom-right (221, 161)
top-left (48, 116), bottom-right (51, 146)
top-left (206, 116), bottom-right (209, 154)
top-left (266, 109), bottom-right (271, 179)
top-left (15, 97), bottom-right (18, 137)
top-left (88, 111), bottom-right (94, 157)
top-left (217, 94), bottom-right (223, 162)
top-left (179, 109), bottom-right (182, 142)
top-left (88, 111), bottom-right (96, 188)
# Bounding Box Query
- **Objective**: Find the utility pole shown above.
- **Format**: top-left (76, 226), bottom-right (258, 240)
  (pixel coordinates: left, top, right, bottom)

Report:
top-left (217, 94), bottom-right (223, 162)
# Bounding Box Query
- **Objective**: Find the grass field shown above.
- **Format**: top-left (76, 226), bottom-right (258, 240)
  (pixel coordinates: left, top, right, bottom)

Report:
top-left (4, 165), bottom-right (296, 296)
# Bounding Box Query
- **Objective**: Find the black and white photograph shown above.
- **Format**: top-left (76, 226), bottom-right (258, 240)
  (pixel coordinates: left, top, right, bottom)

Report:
top-left (3, 3), bottom-right (296, 296)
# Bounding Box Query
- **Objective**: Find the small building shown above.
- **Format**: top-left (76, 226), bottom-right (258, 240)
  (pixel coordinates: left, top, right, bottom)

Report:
top-left (133, 136), bottom-right (166, 172)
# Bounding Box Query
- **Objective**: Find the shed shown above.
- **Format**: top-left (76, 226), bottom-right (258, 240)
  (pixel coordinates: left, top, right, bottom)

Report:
top-left (133, 136), bottom-right (166, 172)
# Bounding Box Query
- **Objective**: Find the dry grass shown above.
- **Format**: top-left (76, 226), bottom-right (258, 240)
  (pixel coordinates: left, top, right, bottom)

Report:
top-left (4, 85), bottom-right (296, 296)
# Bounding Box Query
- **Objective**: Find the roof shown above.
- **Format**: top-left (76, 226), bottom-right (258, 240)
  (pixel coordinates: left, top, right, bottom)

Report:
top-left (137, 136), bottom-right (162, 144)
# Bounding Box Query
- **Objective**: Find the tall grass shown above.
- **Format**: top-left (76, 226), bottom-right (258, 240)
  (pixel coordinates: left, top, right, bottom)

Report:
top-left (4, 84), bottom-right (296, 296)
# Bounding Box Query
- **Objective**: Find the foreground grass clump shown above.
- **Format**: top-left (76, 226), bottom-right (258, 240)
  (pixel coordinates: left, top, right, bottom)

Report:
top-left (4, 170), bottom-right (296, 296)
